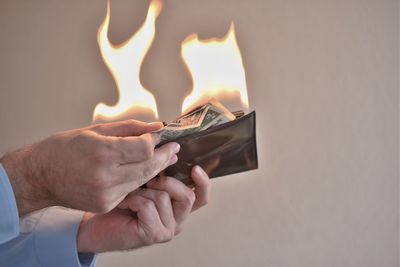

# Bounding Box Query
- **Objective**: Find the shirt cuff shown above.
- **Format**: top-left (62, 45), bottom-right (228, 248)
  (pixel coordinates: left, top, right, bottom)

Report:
top-left (34, 207), bottom-right (96, 267)
top-left (0, 164), bottom-right (19, 244)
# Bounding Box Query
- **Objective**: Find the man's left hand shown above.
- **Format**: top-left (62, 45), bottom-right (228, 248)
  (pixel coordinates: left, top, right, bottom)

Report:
top-left (76, 165), bottom-right (210, 253)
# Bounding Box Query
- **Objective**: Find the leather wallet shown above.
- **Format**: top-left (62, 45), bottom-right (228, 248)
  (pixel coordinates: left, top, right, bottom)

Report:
top-left (159, 111), bottom-right (258, 185)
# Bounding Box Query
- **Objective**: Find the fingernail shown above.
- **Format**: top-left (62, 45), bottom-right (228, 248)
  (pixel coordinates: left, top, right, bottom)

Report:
top-left (195, 165), bottom-right (205, 177)
top-left (173, 143), bottom-right (180, 153)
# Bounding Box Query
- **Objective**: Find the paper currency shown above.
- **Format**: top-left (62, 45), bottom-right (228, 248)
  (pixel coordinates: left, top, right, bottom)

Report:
top-left (157, 99), bottom-right (236, 144)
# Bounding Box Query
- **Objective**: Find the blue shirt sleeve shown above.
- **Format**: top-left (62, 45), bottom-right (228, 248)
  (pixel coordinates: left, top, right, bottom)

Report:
top-left (0, 164), bottom-right (19, 244)
top-left (0, 164), bottom-right (97, 267)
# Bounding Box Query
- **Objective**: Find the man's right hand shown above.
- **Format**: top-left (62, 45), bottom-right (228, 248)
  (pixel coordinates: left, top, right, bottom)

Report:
top-left (0, 120), bottom-right (180, 216)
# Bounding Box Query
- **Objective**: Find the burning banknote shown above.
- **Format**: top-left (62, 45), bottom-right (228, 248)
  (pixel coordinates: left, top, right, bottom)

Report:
top-left (157, 99), bottom-right (238, 144)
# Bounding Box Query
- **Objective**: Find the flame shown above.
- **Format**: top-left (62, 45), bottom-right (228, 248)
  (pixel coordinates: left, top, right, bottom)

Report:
top-left (93, 0), bottom-right (162, 122)
top-left (181, 23), bottom-right (249, 113)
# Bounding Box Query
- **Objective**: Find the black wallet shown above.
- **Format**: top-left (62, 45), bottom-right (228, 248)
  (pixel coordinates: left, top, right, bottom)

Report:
top-left (159, 111), bottom-right (258, 185)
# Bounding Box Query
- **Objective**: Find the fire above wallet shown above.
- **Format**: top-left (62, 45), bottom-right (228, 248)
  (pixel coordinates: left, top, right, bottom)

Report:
top-left (160, 111), bottom-right (258, 185)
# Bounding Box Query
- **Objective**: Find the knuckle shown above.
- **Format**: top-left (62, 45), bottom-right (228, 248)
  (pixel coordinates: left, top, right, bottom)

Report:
top-left (156, 229), bottom-right (174, 243)
top-left (144, 228), bottom-right (174, 245)
top-left (92, 145), bottom-right (112, 164)
top-left (115, 138), bottom-right (129, 162)
top-left (89, 124), bottom-right (103, 133)
top-left (184, 189), bottom-right (196, 206)
top-left (142, 233), bottom-right (155, 246)
top-left (141, 199), bottom-right (155, 211)
top-left (155, 192), bottom-right (170, 206)
top-left (146, 230), bottom-right (160, 245)
top-left (137, 136), bottom-right (154, 160)
top-left (142, 162), bottom-right (157, 179)
top-left (71, 131), bottom-right (93, 148)
top-left (73, 131), bottom-right (113, 165)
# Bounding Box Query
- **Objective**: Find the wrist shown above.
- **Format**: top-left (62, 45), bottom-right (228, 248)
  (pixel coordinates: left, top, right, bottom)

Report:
top-left (1, 143), bottom-right (55, 216)
top-left (77, 212), bottom-right (96, 253)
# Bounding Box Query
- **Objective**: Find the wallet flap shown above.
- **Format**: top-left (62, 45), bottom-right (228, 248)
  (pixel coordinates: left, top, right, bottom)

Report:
top-left (162, 111), bottom-right (258, 184)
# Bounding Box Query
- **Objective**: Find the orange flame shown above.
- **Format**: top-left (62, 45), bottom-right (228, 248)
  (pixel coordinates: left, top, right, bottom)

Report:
top-left (92, 0), bottom-right (162, 122)
top-left (181, 23), bottom-right (249, 113)
top-left (93, 1), bottom-right (249, 121)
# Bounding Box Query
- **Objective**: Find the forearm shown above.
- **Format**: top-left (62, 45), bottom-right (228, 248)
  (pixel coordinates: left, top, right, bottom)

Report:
top-left (1, 144), bottom-right (54, 217)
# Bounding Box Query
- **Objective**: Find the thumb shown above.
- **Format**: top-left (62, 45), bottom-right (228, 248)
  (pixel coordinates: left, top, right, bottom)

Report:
top-left (91, 120), bottom-right (163, 137)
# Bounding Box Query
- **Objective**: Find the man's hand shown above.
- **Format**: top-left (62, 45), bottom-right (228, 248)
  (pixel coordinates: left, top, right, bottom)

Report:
top-left (0, 120), bottom-right (180, 216)
top-left (76, 166), bottom-right (210, 253)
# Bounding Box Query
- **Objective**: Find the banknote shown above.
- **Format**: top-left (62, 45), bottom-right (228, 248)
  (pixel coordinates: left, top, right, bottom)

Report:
top-left (157, 99), bottom-right (236, 144)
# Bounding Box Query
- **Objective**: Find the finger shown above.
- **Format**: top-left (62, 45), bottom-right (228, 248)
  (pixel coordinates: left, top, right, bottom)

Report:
top-left (118, 194), bottom-right (164, 233)
top-left (191, 165), bottom-right (210, 211)
top-left (111, 133), bottom-right (160, 163)
top-left (92, 120), bottom-right (163, 137)
top-left (135, 188), bottom-right (176, 233)
top-left (140, 143), bottom-right (180, 180)
top-left (147, 176), bottom-right (195, 225)
top-left (119, 192), bottom-right (174, 244)
top-left (119, 142), bottom-right (180, 187)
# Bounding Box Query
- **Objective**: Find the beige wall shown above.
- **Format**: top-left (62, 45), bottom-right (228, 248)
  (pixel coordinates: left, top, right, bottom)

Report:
top-left (0, 0), bottom-right (398, 266)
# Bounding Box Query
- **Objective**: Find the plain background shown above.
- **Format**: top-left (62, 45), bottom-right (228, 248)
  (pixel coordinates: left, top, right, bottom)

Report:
top-left (0, 0), bottom-right (398, 266)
